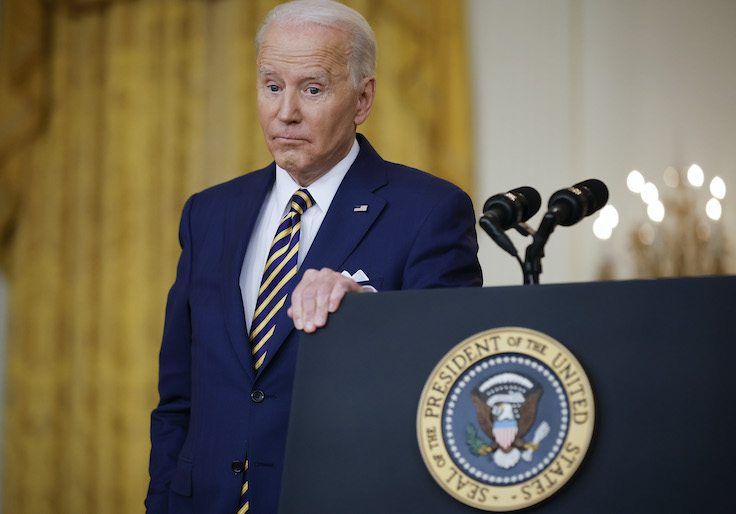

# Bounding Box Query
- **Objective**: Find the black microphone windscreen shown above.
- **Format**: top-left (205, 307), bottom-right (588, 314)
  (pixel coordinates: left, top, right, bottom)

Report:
top-left (574, 179), bottom-right (609, 213)
top-left (548, 178), bottom-right (610, 226)
top-left (512, 186), bottom-right (542, 220)
top-left (482, 186), bottom-right (542, 229)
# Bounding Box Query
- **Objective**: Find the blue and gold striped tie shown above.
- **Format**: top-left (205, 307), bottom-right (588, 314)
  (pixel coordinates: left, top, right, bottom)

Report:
top-left (249, 188), bottom-right (314, 373)
top-left (237, 189), bottom-right (314, 514)
top-left (236, 460), bottom-right (249, 514)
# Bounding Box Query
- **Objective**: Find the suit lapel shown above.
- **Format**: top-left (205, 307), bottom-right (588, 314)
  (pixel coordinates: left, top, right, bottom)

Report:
top-left (258, 136), bottom-right (388, 373)
top-left (299, 166), bottom-right (386, 274)
top-left (220, 166), bottom-right (275, 382)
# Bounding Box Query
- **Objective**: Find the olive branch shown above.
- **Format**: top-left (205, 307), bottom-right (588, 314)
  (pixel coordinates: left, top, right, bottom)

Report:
top-left (466, 423), bottom-right (493, 458)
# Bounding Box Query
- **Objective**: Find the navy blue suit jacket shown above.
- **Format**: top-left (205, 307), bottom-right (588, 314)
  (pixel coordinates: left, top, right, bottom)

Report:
top-left (146, 135), bottom-right (482, 513)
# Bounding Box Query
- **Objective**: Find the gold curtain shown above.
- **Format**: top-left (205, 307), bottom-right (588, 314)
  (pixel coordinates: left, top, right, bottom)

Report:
top-left (0, 0), bottom-right (473, 512)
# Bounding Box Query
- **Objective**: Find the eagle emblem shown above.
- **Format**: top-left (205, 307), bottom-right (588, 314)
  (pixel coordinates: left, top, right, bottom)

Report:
top-left (468, 372), bottom-right (550, 469)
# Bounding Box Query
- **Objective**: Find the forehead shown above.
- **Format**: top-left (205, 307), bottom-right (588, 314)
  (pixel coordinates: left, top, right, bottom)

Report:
top-left (257, 22), bottom-right (352, 79)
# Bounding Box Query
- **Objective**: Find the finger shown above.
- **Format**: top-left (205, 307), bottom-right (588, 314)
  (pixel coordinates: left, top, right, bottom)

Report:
top-left (289, 268), bottom-right (315, 330)
top-left (327, 276), bottom-right (362, 313)
top-left (312, 274), bottom-right (335, 329)
top-left (299, 273), bottom-right (321, 333)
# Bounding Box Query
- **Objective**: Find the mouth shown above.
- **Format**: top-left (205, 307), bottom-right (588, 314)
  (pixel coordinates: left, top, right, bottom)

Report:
top-left (274, 135), bottom-right (308, 144)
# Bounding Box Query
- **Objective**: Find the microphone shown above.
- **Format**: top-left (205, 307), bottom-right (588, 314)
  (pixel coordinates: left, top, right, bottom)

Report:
top-left (480, 187), bottom-right (541, 257)
top-left (547, 179), bottom-right (608, 226)
top-left (482, 186), bottom-right (542, 229)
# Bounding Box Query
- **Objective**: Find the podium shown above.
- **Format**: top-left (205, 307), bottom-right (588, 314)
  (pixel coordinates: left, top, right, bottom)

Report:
top-left (279, 276), bottom-right (736, 513)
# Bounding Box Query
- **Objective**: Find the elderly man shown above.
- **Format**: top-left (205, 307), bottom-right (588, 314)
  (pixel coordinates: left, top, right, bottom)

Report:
top-left (145, 1), bottom-right (482, 512)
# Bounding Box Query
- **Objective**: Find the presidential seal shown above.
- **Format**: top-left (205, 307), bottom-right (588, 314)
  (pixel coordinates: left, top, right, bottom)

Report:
top-left (416, 327), bottom-right (594, 511)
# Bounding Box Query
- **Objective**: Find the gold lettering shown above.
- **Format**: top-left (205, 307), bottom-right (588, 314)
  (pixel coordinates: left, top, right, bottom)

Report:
top-left (438, 370), bottom-right (454, 385)
top-left (424, 395), bottom-right (442, 418)
top-left (451, 354), bottom-right (468, 372)
top-left (463, 346), bottom-right (476, 362)
top-left (573, 411), bottom-right (589, 424)
top-left (485, 335), bottom-right (500, 351)
top-left (559, 450), bottom-right (577, 468)
top-left (426, 427), bottom-right (440, 450)
top-left (543, 471), bottom-right (558, 488)
top-left (571, 397), bottom-right (588, 410)
top-left (474, 339), bottom-right (491, 356)
top-left (530, 478), bottom-right (545, 495)
top-left (432, 382), bottom-right (447, 395)
top-left (547, 460), bottom-right (564, 477)
top-left (551, 353), bottom-right (578, 382)
top-left (568, 383), bottom-right (585, 397)
top-left (526, 338), bottom-right (548, 355)
top-left (506, 335), bottom-right (522, 347)
top-left (521, 483), bottom-right (532, 500)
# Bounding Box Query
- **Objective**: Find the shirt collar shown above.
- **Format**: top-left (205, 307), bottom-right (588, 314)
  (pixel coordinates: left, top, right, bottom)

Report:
top-left (274, 138), bottom-right (360, 215)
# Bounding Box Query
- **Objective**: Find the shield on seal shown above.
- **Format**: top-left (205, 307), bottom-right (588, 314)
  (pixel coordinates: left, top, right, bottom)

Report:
top-left (492, 420), bottom-right (518, 450)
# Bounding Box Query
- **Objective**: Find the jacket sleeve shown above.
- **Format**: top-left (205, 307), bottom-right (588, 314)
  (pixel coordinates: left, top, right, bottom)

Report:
top-left (402, 186), bottom-right (483, 289)
top-left (145, 195), bottom-right (195, 513)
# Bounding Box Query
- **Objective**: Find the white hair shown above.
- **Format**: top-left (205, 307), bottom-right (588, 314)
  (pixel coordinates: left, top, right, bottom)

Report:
top-left (255, 0), bottom-right (377, 88)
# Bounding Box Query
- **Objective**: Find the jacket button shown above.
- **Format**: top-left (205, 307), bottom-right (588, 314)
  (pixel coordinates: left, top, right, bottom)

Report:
top-left (251, 389), bottom-right (265, 403)
top-left (232, 460), bottom-right (245, 474)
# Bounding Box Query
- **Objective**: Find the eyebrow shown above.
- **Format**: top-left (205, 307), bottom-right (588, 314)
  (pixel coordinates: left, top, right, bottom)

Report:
top-left (257, 68), bottom-right (330, 84)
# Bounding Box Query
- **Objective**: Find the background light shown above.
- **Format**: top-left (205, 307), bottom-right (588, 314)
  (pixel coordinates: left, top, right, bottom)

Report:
top-left (687, 164), bottom-right (704, 187)
top-left (593, 217), bottom-right (613, 240)
top-left (599, 205), bottom-right (619, 228)
top-left (647, 200), bottom-right (665, 222)
top-left (663, 166), bottom-right (680, 188)
top-left (640, 182), bottom-right (659, 204)
top-left (710, 176), bottom-right (726, 199)
top-left (592, 204), bottom-right (619, 240)
top-left (627, 170), bottom-right (645, 193)
top-left (705, 198), bottom-right (722, 220)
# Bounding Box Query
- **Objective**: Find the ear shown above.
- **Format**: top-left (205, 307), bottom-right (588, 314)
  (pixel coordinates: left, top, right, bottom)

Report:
top-left (353, 76), bottom-right (376, 126)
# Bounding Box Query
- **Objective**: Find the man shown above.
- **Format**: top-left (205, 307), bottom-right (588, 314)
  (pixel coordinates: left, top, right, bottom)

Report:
top-left (145, 1), bottom-right (482, 512)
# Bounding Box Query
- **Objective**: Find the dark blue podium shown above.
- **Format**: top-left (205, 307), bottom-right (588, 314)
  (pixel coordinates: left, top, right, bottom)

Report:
top-left (279, 276), bottom-right (736, 513)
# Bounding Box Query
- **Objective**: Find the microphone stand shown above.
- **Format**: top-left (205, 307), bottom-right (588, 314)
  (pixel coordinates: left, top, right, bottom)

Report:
top-left (481, 210), bottom-right (562, 285)
top-left (522, 212), bottom-right (558, 285)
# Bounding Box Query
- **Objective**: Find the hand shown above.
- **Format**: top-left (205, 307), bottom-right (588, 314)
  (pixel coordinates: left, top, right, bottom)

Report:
top-left (287, 267), bottom-right (365, 333)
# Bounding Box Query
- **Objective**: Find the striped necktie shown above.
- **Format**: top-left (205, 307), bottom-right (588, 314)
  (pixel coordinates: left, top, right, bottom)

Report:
top-left (249, 188), bottom-right (314, 373)
top-left (237, 190), bottom-right (313, 514)
top-left (236, 459), bottom-right (249, 514)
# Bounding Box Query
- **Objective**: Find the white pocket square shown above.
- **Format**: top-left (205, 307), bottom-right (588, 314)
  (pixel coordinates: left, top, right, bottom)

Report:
top-left (341, 269), bottom-right (370, 282)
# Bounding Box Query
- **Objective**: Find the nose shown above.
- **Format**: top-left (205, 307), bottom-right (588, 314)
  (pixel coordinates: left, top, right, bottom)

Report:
top-left (277, 89), bottom-right (301, 124)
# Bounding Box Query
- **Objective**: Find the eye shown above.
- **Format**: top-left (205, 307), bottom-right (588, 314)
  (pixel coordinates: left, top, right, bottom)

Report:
top-left (306, 86), bottom-right (321, 95)
top-left (268, 84), bottom-right (280, 92)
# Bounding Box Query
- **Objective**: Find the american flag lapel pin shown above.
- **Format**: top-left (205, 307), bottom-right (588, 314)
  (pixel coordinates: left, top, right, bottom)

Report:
top-left (353, 204), bottom-right (368, 212)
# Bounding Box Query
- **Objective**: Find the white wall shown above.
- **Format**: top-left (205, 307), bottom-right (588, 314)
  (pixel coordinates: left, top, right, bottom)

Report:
top-left (468, 0), bottom-right (736, 286)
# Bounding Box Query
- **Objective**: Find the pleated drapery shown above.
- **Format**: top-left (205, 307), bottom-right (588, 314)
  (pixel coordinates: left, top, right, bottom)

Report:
top-left (0, 1), bottom-right (473, 512)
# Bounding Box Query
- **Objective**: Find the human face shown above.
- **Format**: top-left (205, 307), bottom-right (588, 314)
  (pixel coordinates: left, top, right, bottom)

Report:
top-left (257, 22), bottom-right (375, 186)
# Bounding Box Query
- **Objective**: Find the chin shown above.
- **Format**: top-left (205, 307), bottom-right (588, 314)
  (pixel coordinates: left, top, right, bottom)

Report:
top-left (274, 156), bottom-right (308, 174)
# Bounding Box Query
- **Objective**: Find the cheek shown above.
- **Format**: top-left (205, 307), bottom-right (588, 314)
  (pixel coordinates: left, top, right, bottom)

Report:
top-left (319, 103), bottom-right (355, 132)
top-left (257, 96), bottom-right (276, 121)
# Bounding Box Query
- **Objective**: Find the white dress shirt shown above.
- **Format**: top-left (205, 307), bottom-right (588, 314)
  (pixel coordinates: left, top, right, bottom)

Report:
top-left (240, 139), bottom-right (360, 331)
